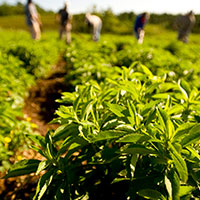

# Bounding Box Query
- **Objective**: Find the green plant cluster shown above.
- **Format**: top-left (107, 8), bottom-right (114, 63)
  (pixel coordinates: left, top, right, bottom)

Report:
top-left (64, 35), bottom-right (118, 89)
top-left (4, 34), bottom-right (200, 199)
top-left (0, 30), bottom-right (63, 78)
top-left (0, 50), bottom-right (34, 171)
top-left (65, 34), bottom-right (200, 89)
top-left (0, 30), bottom-right (63, 172)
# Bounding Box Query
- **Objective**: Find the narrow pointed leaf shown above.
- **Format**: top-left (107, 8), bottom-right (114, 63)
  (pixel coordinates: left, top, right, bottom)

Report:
top-left (180, 124), bottom-right (200, 147)
top-left (137, 189), bottom-right (166, 200)
top-left (178, 79), bottom-right (190, 100)
top-left (116, 133), bottom-right (151, 143)
top-left (91, 130), bottom-right (126, 142)
top-left (140, 64), bottom-right (153, 78)
top-left (3, 159), bottom-right (40, 178)
top-left (33, 169), bottom-right (55, 200)
top-left (122, 145), bottom-right (157, 155)
top-left (127, 100), bottom-right (136, 126)
top-left (179, 186), bottom-right (195, 197)
top-left (53, 123), bottom-right (79, 142)
top-left (169, 143), bottom-right (188, 182)
top-left (36, 160), bottom-right (48, 175)
top-left (106, 103), bottom-right (126, 117)
top-left (27, 134), bottom-right (46, 149)
top-left (168, 168), bottom-right (180, 200)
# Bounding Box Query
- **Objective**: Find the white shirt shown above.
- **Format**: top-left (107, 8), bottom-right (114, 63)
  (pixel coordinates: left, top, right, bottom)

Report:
top-left (86, 14), bottom-right (102, 28)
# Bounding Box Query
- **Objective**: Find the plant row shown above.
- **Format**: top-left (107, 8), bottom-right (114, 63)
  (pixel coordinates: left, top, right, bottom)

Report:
top-left (0, 30), bottom-right (64, 172)
top-left (5, 34), bottom-right (200, 199)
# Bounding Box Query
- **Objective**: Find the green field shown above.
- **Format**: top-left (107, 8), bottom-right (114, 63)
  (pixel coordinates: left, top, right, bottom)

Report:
top-left (0, 14), bottom-right (58, 30)
top-left (1, 27), bottom-right (200, 199)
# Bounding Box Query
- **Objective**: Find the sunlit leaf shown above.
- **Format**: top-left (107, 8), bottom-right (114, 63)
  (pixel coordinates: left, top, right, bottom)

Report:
top-left (137, 189), bottom-right (166, 200)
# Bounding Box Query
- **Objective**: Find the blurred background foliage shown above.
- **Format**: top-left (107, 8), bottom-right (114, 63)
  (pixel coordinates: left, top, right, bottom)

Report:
top-left (0, 2), bottom-right (200, 34)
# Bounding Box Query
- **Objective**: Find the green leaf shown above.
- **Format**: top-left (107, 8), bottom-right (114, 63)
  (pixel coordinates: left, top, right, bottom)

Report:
top-left (182, 146), bottom-right (200, 162)
top-left (145, 83), bottom-right (160, 95)
top-left (111, 178), bottom-right (130, 184)
top-left (165, 176), bottom-right (172, 199)
top-left (45, 132), bottom-right (57, 160)
top-left (33, 169), bottom-right (54, 200)
top-left (102, 119), bottom-right (122, 131)
top-left (168, 168), bottom-right (180, 200)
top-left (91, 130), bottom-right (126, 142)
top-left (145, 107), bottom-right (156, 125)
top-left (57, 136), bottom-right (75, 156)
top-left (167, 119), bottom-right (175, 140)
top-left (168, 104), bottom-right (184, 115)
top-left (74, 194), bottom-right (89, 200)
top-left (122, 145), bottom-right (157, 155)
top-left (157, 107), bottom-right (168, 132)
top-left (189, 88), bottom-right (198, 102)
top-left (36, 160), bottom-right (48, 175)
top-left (152, 93), bottom-right (169, 99)
top-left (159, 82), bottom-right (178, 92)
top-left (27, 134), bottom-right (46, 149)
top-left (141, 100), bottom-right (160, 116)
top-left (179, 186), bottom-right (195, 197)
top-left (120, 81), bottom-right (139, 101)
top-left (30, 145), bottom-right (46, 157)
top-left (157, 107), bottom-right (175, 140)
top-left (81, 99), bottom-right (94, 121)
top-left (140, 64), bottom-right (153, 78)
top-left (106, 102), bottom-right (126, 117)
top-left (3, 159), bottom-right (40, 178)
top-left (58, 136), bottom-right (87, 157)
top-left (165, 95), bottom-right (171, 111)
top-left (73, 95), bottom-right (82, 112)
top-left (180, 124), bottom-right (200, 147)
top-left (100, 88), bottom-right (114, 102)
top-left (127, 100), bottom-right (137, 126)
top-left (137, 189), bottom-right (166, 200)
top-left (116, 133), bottom-right (151, 143)
top-left (53, 123), bottom-right (79, 142)
top-left (178, 79), bottom-right (191, 101)
top-left (66, 138), bottom-right (88, 159)
top-left (115, 124), bottom-right (135, 133)
top-left (73, 87), bottom-right (89, 112)
top-left (130, 154), bottom-right (138, 179)
top-left (55, 106), bottom-right (74, 119)
top-left (173, 123), bottom-right (195, 141)
top-left (169, 143), bottom-right (188, 183)
top-left (57, 92), bottom-right (75, 103)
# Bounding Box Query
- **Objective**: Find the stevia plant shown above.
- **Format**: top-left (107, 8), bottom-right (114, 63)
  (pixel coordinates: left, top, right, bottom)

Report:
top-left (4, 65), bottom-right (200, 200)
top-left (0, 30), bottom-right (65, 172)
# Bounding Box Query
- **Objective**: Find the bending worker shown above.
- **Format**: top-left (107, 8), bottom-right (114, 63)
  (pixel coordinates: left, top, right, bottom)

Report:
top-left (85, 13), bottom-right (102, 42)
top-left (174, 11), bottom-right (196, 43)
top-left (25, 0), bottom-right (42, 40)
top-left (57, 1), bottom-right (72, 44)
top-left (134, 12), bottom-right (150, 44)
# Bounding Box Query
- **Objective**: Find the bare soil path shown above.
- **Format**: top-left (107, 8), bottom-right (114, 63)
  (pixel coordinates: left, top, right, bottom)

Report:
top-left (23, 57), bottom-right (68, 135)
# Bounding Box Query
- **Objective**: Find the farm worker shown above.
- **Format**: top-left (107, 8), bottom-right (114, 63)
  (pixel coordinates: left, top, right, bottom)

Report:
top-left (174, 11), bottom-right (196, 43)
top-left (85, 13), bottom-right (102, 42)
top-left (134, 12), bottom-right (150, 44)
top-left (57, 0), bottom-right (72, 44)
top-left (25, 0), bottom-right (42, 40)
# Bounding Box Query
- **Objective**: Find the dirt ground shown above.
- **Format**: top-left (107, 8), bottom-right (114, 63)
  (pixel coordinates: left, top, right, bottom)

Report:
top-left (23, 58), bottom-right (69, 135)
top-left (0, 57), bottom-right (69, 200)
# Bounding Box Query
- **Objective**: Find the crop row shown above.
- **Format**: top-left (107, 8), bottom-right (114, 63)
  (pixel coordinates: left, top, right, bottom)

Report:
top-left (5, 35), bottom-right (200, 199)
top-left (0, 30), bottom-right (64, 171)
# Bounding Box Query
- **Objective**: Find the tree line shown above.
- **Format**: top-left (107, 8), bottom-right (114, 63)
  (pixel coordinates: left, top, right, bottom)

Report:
top-left (0, 2), bottom-right (200, 33)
